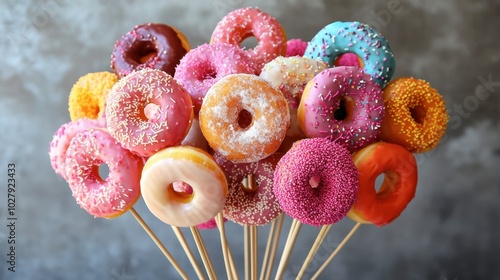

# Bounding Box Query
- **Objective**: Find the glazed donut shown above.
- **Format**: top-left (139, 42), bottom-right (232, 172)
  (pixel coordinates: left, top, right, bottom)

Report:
top-left (140, 146), bottom-right (227, 227)
top-left (111, 23), bottom-right (190, 77)
top-left (260, 56), bottom-right (328, 138)
top-left (213, 152), bottom-right (282, 226)
top-left (65, 129), bottom-right (143, 218)
top-left (285, 39), bottom-right (308, 57)
top-left (199, 74), bottom-right (290, 163)
top-left (68, 72), bottom-right (118, 121)
top-left (273, 138), bottom-right (358, 226)
top-left (174, 43), bottom-right (255, 115)
top-left (379, 77), bottom-right (449, 153)
top-left (298, 66), bottom-right (384, 152)
top-left (348, 142), bottom-right (418, 226)
top-left (305, 21), bottom-right (395, 88)
top-left (49, 118), bottom-right (103, 180)
top-left (105, 68), bottom-right (194, 157)
top-left (210, 7), bottom-right (287, 73)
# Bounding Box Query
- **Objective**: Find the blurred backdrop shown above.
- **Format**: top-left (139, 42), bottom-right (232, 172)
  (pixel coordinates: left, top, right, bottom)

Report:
top-left (0, 0), bottom-right (499, 279)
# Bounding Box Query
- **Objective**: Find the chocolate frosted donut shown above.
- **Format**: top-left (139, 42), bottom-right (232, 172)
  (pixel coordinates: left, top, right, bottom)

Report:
top-left (111, 23), bottom-right (189, 77)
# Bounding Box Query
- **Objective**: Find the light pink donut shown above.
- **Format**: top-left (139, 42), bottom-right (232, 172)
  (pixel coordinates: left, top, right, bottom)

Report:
top-left (273, 138), bottom-right (358, 226)
top-left (298, 66), bottom-right (384, 152)
top-left (214, 152), bottom-right (282, 226)
top-left (105, 68), bottom-right (194, 157)
top-left (65, 129), bottom-right (143, 218)
top-left (210, 7), bottom-right (286, 73)
top-left (174, 43), bottom-right (255, 115)
top-left (48, 118), bottom-right (102, 179)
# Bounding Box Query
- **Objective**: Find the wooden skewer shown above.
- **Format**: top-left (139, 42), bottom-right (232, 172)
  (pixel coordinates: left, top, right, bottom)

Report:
top-left (259, 217), bottom-right (278, 280)
top-left (171, 226), bottom-right (206, 280)
top-left (274, 219), bottom-right (302, 280)
top-left (250, 225), bottom-right (258, 280)
top-left (262, 213), bottom-right (285, 280)
top-left (216, 212), bottom-right (238, 280)
top-left (129, 207), bottom-right (189, 280)
top-left (310, 222), bottom-right (362, 280)
top-left (244, 225), bottom-right (251, 280)
top-left (190, 226), bottom-right (217, 280)
top-left (296, 224), bottom-right (333, 280)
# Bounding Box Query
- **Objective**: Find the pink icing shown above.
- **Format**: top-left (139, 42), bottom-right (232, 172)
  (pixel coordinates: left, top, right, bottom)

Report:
top-left (213, 152), bottom-right (282, 226)
top-left (48, 118), bottom-right (103, 180)
top-left (273, 138), bottom-right (358, 226)
top-left (105, 68), bottom-right (193, 157)
top-left (174, 43), bottom-right (255, 115)
top-left (65, 129), bottom-right (143, 218)
top-left (285, 39), bottom-right (308, 57)
top-left (210, 7), bottom-right (286, 73)
top-left (298, 66), bottom-right (384, 152)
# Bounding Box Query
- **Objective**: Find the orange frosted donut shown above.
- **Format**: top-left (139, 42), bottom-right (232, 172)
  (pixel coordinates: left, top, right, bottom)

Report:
top-left (380, 77), bottom-right (449, 153)
top-left (199, 74), bottom-right (290, 163)
top-left (68, 72), bottom-right (118, 121)
top-left (210, 7), bottom-right (287, 73)
top-left (348, 142), bottom-right (418, 226)
top-left (140, 146), bottom-right (227, 227)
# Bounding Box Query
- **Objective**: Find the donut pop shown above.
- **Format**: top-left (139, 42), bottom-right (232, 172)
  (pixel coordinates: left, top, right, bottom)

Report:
top-left (106, 68), bottom-right (194, 157)
top-left (273, 138), bottom-right (358, 226)
top-left (68, 72), bottom-right (118, 121)
top-left (380, 77), bottom-right (449, 153)
top-left (65, 129), bottom-right (143, 218)
top-left (213, 152), bottom-right (283, 226)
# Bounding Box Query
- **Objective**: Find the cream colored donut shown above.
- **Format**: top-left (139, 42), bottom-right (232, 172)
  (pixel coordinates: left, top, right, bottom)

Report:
top-left (140, 146), bottom-right (227, 227)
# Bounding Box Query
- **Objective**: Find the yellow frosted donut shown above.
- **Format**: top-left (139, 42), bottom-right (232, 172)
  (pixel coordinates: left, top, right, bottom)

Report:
top-left (68, 72), bottom-right (118, 121)
top-left (140, 146), bottom-right (227, 227)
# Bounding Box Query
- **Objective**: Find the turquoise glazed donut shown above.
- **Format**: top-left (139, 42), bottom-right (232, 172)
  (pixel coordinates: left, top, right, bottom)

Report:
top-left (305, 21), bottom-right (395, 88)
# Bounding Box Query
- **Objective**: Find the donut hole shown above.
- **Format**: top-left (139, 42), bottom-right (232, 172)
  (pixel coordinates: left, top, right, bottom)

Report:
top-left (334, 53), bottom-right (364, 68)
top-left (410, 105), bottom-right (426, 124)
top-left (168, 182), bottom-right (194, 203)
top-left (309, 175), bottom-right (321, 189)
top-left (375, 170), bottom-right (399, 198)
top-left (94, 164), bottom-right (109, 181)
top-left (334, 100), bottom-right (348, 121)
top-left (238, 109), bottom-right (253, 129)
top-left (241, 174), bottom-right (259, 194)
top-left (143, 103), bottom-right (161, 120)
top-left (127, 41), bottom-right (158, 64)
top-left (240, 36), bottom-right (259, 50)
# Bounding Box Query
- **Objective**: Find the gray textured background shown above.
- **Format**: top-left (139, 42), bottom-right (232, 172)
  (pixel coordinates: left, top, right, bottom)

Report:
top-left (1, 0), bottom-right (499, 279)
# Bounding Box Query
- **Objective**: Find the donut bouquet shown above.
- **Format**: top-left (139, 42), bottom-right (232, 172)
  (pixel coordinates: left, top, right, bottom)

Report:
top-left (49, 7), bottom-right (449, 279)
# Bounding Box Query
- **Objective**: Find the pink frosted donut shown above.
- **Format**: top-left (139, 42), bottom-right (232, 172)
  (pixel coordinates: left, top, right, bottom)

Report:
top-left (210, 7), bottom-right (286, 73)
top-left (49, 118), bottom-right (102, 180)
top-left (260, 56), bottom-right (328, 138)
top-left (65, 129), bottom-right (143, 218)
top-left (213, 152), bottom-right (282, 226)
top-left (273, 138), bottom-right (358, 226)
top-left (105, 68), bottom-right (194, 157)
top-left (174, 43), bottom-right (255, 115)
top-left (285, 39), bottom-right (308, 57)
top-left (298, 66), bottom-right (384, 152)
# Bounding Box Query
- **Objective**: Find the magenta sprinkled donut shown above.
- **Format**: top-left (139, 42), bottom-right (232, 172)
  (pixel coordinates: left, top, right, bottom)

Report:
top-left (214, 152), bottom-right (283, 226)
top-left (298, 66), bottom-right (384, 152)
top-left (174, 43), bottom-right (255, 115)
top-left (273, 138), bottom-right (358, 226)
top-left (65, 129), bottom-right (143, 218)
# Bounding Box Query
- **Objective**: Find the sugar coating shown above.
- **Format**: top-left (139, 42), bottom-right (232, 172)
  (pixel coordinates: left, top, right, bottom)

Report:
top-left (174, 43), bottom-right (255, 115)
top-left (273, 138), bottom-right (358, 226)
top-left (64, 129), bottom-right (143, 218)
top-left (105, 68), bottom-right (193, 157)
top-left (298, 66), bottom-right (384, 152)
top-left (199, 74), bottom-right (289, 163)
top-left (305, 21), bottom-right (395, 88)
top-left (214, 152), bottom-right (282, 226)
top-left (211, 7), bottom-right (287, 73)
top-left (380, 77), bottom-right (449, 153)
